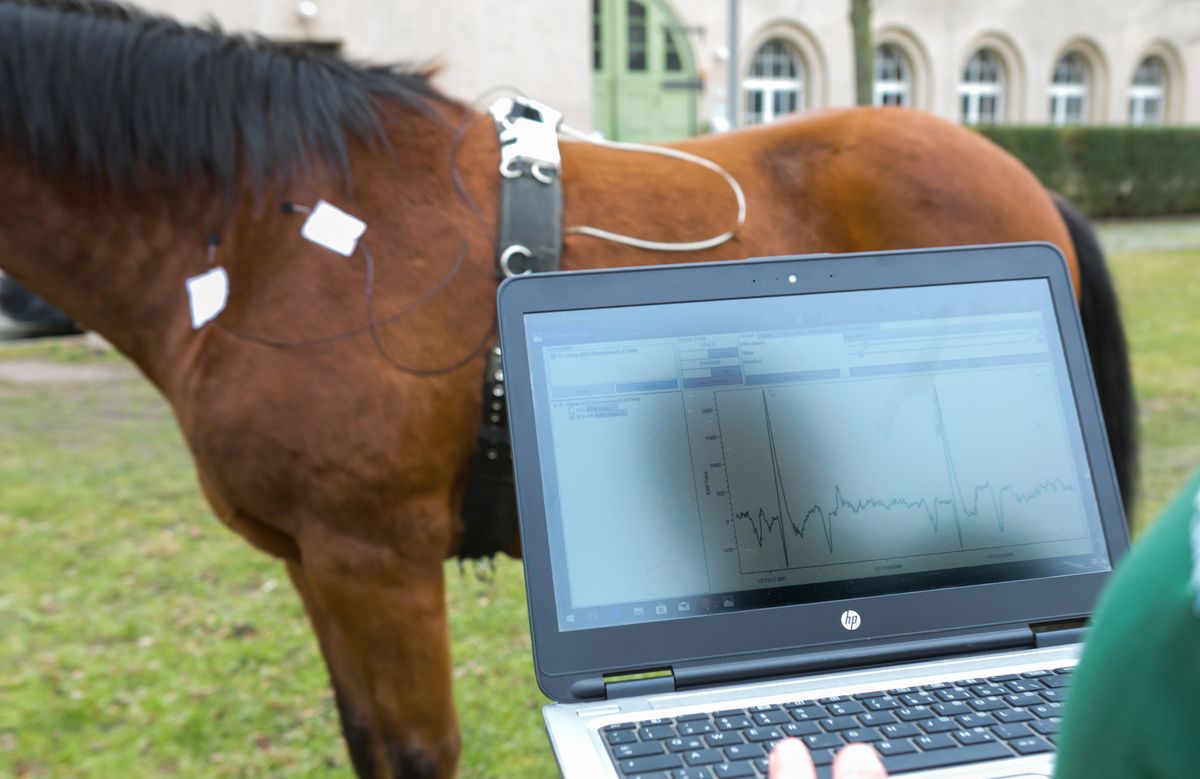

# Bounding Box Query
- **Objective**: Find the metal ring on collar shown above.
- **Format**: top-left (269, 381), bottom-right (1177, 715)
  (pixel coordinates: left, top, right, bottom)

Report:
top-left (499, 158), bottom-right (522, 179)
top-left (531, 162), bottom-right (556, 184)
top-left (499, 244), bottom-right (533, 277)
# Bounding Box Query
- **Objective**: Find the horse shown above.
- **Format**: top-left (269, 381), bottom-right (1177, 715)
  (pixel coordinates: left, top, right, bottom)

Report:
top-left (0, 1), bottom-right (1135, 777)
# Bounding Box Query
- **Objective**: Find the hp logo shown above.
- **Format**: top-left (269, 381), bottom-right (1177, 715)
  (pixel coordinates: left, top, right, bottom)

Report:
top-left (840, 610), bottom-right (862, 631)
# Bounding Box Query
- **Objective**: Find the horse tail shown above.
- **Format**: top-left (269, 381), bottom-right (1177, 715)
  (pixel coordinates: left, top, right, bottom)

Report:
top-left (1052, 193), bottom-right (1138, 517)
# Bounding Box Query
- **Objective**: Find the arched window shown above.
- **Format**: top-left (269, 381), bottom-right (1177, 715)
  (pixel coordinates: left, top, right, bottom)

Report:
top-left (1049, 52), bottom-right (1090, 125)
top-left (959, 49), bottom-right (1004, 125)
top-left (745, 39), bottom-right (805, 124)
top-left (1129, 57), bottom-right (1166, 125)
top-left (873, 43), bottom-right (911, 107)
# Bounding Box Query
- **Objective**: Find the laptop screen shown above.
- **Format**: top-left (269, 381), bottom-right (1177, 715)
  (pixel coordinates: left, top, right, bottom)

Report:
top-left (522, 278), bottom-right (1111, 633)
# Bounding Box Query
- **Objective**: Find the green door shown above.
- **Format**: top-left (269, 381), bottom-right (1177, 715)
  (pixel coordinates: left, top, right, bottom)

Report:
top-left (593, 0), bottom-right (698, 142)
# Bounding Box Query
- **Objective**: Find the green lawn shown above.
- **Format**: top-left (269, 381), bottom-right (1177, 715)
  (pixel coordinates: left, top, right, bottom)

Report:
top-left (1, 221), bottom-right (1198, 778)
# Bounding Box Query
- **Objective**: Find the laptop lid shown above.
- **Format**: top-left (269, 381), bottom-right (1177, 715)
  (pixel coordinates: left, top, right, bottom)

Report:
top-left (497, 243), bottom-right (1129, 703)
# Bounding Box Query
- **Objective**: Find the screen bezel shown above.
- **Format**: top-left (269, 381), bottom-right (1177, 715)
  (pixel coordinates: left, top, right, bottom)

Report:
top-left (497, 243), bottom-right (1130, 703)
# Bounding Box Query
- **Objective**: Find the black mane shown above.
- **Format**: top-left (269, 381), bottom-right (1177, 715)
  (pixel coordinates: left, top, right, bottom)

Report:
top-left (0, 0), bottom-right (446, 192)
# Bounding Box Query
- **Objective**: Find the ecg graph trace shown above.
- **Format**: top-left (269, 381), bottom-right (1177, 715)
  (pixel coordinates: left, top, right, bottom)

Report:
top-left (727, 387), bottom-right (1074, 573)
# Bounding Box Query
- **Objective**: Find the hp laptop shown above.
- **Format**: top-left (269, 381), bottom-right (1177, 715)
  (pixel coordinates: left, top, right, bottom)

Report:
top-left (496, 243), bottom-right (1129, 778)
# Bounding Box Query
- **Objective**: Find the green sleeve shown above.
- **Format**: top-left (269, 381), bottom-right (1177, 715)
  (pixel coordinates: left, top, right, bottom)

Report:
top-left (1055, 468), bottom-right (1200, 779)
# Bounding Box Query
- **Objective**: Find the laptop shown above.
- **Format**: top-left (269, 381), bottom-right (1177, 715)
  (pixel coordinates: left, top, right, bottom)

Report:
top-left (496, 243), bottom-right (1130, 779)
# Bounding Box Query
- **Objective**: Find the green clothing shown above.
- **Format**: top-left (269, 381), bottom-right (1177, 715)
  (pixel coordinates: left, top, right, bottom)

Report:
top-left (1055, 468), bottom-right (1200, 778)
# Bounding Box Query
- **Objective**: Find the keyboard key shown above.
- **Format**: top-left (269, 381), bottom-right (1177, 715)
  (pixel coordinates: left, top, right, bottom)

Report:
top-left (880, 742), bottom-right (1011, 773)
top-left (899, 692), bottom-right (937, 706)
top-left (895, 706), bottom-right (934, 722)
top-left (607, 730), bottom-right (638, 745)
top-left (992, 723), bottom-right (1034, 740)
top-left (952, 728), bottom-right (994, 745)
top-left (969, 685), bottom-right (1007, 698)
top-left (931, 701), bottom-right (970, 717)
top-left (854, 690), bottom-right (887, 700)
top-left (705, 732), bottom-right (742, 747)
top-left (781, 722), bottom-right (820, 737)
top-left (614, 742), bottom-right (666, 759)
top-left (956, 713), bottom-right (997, 729)
top-left (826, 701), bottom-right (866, 716)
top-left (818, 716), bottom-right (858, 732)
top-left (619, 753), bottom-right (682, 774)
top-left (744, 727), bottom-right (782, 743)
top-left (968, 697), bottom-right (1008, 712)
top-left (752, 711), bottom-right (790, 726)
top-left (714, 761), bottom-right (755, 779)
top-left (1005, 679), bottom-right (1044, 693)
top-left (754, 758), bottom-right (769, 775)
top-left (1053, 666), bottom-right (1074, 675)
top-left (1011, 736), bottom-right (1054, 755)
top-left (803, 732), bottom-right (843, 750)
top-left (1040, 688), bottom-right (1067, 703)
top-left (750, 704), bottom-right (781, 713)
top-left (914, 733), bottom-right (956, 751)
top-left (640, 725), bottom-right (677, 740)
top-left (1032, 703), bottom-right (1062, 719)
top-left (672, 770), bottom-right (712, 779)
top-left (810, 749), bottom-right (835, 766)
top-left (641, 718), bottom-right (675, 726)
top-left (1005, 693), bottom-right (1043, 708)
top-left (858, 711), bottom-right (897, 727)
top-left (818, 696), bottom-right (849, 704)
top-left (988, 674), bottom-right (1020, 682)
top-left (1030, 718), bottom-right (1061, 736)
top-left (1042, 676), bottom-right (1071, 689)
top-left (679, 721), bottom-right (715, 736)
top-left (935, 688), bottom-right (971, 702)
top-left (1021, 670), bottom-right (1051, 678)
top-left (918, 717), bottom-right (957, 734)
top-left (864, 696), bottom-right (901, 711)
top-left (994, 709), bottom-right (1034, 724)
top-left (677, 713), bottom-right (711, 722)
top-left (921, 682), bottom-right (951, 691)
top-left (683, 749), bottom-right (723, 766)
top-left (716, 716), bottom-right (751, 731)
top-left (875, 739), bottom-right (918, 756)
top-left (604, 722), bottom-right (638, 733)
top-left (666, 737), bottom-right (705, 753)
top-left (723, 743), bottom-right (764, 761)
top-left (714, 709), bottom-right (745, 718)
top-left (888, 687), bottom-right (918, 695)
top-left (880, 723), bottom-right (920, 740)
top-left (790, 705), bottom-right (826, 721)
top-left (842, 727), bottom-right (882, 743)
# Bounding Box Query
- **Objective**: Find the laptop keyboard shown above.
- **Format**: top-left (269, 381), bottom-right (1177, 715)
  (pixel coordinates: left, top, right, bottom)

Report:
top-left (600, 666), bottom-right (1071, 778)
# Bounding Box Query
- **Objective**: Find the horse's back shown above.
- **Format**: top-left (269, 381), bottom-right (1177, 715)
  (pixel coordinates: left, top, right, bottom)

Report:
top-left (670, 108), bottom-right (1077, 283)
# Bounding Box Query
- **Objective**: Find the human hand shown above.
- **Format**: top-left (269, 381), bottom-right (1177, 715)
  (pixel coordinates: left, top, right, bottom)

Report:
top-left (768, 738), bottom-right (888, 779)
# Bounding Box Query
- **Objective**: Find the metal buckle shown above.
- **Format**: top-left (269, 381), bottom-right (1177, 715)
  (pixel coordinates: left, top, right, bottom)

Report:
top-left (489, 97), bottom-right (563, 183)
top-left (499, 244), bottom-right (533, 277)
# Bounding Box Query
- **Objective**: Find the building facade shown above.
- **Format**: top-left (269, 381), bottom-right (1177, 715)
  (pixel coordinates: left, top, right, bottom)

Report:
top-left (137, 0), bottom-right (1197, 141)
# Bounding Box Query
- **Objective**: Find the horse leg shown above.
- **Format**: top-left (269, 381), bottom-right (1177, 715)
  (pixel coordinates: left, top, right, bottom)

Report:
top-left (288, 510), bottom-right (459, 779)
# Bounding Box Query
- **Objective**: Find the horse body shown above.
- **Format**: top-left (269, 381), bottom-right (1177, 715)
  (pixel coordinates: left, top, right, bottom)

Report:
top-left (0, 4), bottom-right (1129, 777)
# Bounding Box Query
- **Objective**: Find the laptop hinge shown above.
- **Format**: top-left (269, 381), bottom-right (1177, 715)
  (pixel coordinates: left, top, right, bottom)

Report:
top-left (673, 627), bottom-right (1034, 690)
top-left (1032, 617), bottom-right (1089, 648)
top-left (604, 670), bottom-right (676, 699)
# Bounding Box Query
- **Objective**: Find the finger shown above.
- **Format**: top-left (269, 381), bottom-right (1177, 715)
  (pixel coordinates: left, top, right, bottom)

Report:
top-left (832, 743), bottom-right (888, 779)
top-left (769, 737), bottom-right (818, 779)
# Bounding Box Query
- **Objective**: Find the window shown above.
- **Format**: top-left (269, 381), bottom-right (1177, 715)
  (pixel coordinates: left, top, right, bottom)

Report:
top-left (593, 0), bottom-right (602, 71)
top-left (745, 39), bottom-right (805, 124)
top-left (664, 28), bottom-right (682, 72)
top-left (959, 49), bottom-right (1004, 125)
top-left (873, 43), bottom-right (911, 107)
top-left (627, 1), bottom-right (646, 72)
top-left (1049, 52), bottom-right (1089, 125)
top-left (1129, 56), bottom-right (1166, 125)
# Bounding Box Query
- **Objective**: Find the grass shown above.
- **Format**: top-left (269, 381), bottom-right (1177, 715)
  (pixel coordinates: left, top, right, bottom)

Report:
top-left (1, 220), bottom-right (1197, 778)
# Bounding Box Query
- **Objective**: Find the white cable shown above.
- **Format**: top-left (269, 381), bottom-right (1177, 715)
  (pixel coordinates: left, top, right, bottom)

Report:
top-left (558, 124), bottom-right (747, 252)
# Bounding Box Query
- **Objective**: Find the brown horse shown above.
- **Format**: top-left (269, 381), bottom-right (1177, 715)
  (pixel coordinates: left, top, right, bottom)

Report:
top-left (0, 2), bottom-right (1134, 777)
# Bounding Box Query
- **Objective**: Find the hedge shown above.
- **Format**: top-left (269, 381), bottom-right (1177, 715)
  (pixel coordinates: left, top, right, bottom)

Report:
top-left (976, 125), bottom-right (1200, 218)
